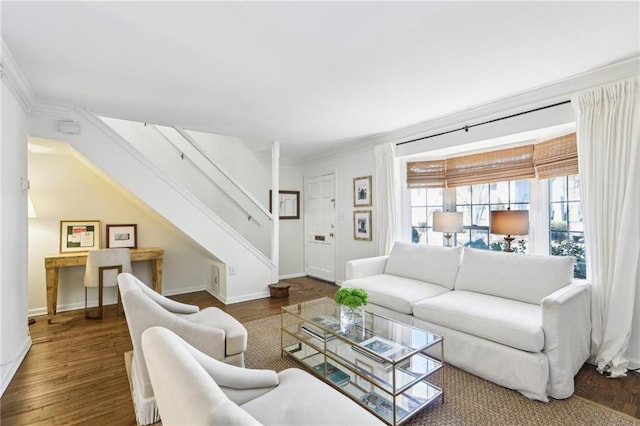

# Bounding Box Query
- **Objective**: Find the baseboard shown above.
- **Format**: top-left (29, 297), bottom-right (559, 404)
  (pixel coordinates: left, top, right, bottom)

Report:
top-left (278, 273), bottom-right (306, 280)
top-left (161, 285), bottom-right (205, 297)
top-left (207, 289), bottom-right (271, 305)
top-left (28, 285), bottom-right (207, 317)
top-left (0, 336), bottom-right (32, 397)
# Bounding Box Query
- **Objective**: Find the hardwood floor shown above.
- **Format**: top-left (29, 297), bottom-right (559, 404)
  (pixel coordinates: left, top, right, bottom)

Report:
top-left (1, 276), bottom-right (638, 425)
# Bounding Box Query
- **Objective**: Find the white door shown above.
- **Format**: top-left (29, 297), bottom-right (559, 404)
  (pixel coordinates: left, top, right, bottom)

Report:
top-left (305, 173), bottom-right (336, 282)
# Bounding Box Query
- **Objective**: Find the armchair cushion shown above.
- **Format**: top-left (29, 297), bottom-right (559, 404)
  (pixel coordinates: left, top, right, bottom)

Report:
top-left (184, 308), bottom-right (248, 356)
top-left (142, 327), bottom-right (384, 426)
top-left (141, 327), bottom-right (261, 426)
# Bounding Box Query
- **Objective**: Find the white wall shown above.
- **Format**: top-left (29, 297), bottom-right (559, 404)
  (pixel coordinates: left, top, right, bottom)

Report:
top-left (187, 129), bottom-right (270, 205)
top-left (0, 62), bottom-right (31, 396)
top-left (304, 148), bottom-right (378, 283)
top-left (27, 140), bottom-right (219, 315)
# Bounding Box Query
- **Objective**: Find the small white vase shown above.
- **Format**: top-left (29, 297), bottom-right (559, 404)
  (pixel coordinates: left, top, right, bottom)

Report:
top-left (340, 305), bottom-right (364, 333)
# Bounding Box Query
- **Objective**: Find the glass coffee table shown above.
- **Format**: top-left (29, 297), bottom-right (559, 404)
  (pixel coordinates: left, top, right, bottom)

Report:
top-left (281, 297), bottom-right (444, 425)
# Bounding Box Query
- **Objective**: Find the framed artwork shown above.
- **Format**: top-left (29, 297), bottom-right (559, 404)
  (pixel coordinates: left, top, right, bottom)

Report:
top-left (353, 175), bottom-right (372, 207)
top-left (354, 211), bottom-right (372, 241)
top-left (269, 190), bottom-right (300, 220)
top-left (60, 220), bottom-right (101, 253)
top-left (106, 224), bottom-right (138, 249)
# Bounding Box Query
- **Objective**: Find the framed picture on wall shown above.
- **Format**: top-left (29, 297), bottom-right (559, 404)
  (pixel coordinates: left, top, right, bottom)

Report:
top-left (106, 224), bottom-right (138, 249)
top-left (354, 210), bottom-right (372, 241)
top-left (59, 220), bottom-right (101, 253)
top-left (269, 190), bottom-right (300, 220)
top-left (353, 175), bottom-right (372, 207)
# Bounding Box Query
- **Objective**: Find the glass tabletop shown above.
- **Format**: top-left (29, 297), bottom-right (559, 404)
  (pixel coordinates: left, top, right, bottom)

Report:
top-left (282, 297), bottom-right (442, 364)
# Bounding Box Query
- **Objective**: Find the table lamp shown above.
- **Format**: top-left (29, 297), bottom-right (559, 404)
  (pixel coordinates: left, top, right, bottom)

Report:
top-left (490, 208), bottom-right (529, 252)
top-left (433, 211), bottom-right (463, 247)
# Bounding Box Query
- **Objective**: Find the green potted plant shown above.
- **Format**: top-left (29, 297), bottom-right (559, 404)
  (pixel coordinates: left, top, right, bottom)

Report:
top-left (334, 288), bottom-right (368, 331)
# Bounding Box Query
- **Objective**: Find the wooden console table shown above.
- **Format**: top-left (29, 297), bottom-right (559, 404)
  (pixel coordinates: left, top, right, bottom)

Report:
top-left (44, 247), bottom-right (164, 323)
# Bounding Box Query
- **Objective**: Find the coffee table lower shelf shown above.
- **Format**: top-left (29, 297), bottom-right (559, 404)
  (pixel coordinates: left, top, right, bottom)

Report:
top-left (282, 339), bottom-right (443, 425)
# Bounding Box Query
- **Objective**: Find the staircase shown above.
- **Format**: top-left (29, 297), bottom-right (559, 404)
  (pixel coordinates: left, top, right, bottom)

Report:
top-left (32, 108), bottom-right (277, 304)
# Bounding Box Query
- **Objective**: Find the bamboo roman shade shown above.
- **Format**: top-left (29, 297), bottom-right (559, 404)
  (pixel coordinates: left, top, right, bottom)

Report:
top-left (406, 160), bottom-right (446, 188)
top-left (533, 133), bottom-right (578, 179)
top-left (446, 145), bottom-right (535, 187)
top-left (406, 132), bottom-right (577, 187)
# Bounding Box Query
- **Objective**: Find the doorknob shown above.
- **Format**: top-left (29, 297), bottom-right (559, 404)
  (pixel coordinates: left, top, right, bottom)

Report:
top-left (329, 233), bottom-right (334, 237)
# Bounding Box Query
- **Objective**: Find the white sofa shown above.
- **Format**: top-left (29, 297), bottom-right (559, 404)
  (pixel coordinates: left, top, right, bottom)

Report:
top-left (342, 242), bottom-right (591, 402)
top-left (141, 326), bottom-right (384, 425)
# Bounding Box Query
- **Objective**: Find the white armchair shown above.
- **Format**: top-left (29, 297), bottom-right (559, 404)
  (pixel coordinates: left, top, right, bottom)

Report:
top-left (141, 327), bottom-right (384, 426)
top-left (118, 272), bottom-right (247, 425)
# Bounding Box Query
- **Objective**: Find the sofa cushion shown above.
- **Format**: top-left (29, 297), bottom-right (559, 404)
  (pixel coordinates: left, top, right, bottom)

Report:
top-left (454, 248), bottom-right (574, 304)
top-left (384, 242), bottom-right (463, 289)
top-left (342, 274), bottom-right (450, 314)
top-left (413, 291), bottom-right (544, 352)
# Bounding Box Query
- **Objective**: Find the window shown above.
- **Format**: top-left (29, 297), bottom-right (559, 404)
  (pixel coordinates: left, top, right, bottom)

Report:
top-left (410, 187), bottom-right (444, 245)
top-left (456, 179), bottom-right (531, 252)
top-left (403, 131), bottom-right (586, 276)
top-left (549, 175), bottom-right (586, 278)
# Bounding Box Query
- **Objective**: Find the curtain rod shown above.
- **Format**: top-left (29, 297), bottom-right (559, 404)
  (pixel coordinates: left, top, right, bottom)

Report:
top-left (396, 100), bottom-right (571, 147)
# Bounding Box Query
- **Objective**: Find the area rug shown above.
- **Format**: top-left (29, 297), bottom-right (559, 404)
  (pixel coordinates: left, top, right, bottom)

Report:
top-left (244, 314), bottom-right (640, 426)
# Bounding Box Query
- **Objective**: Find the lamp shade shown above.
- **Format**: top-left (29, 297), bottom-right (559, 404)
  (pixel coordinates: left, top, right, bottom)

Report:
top-left (433, 211), bottom-right (463, 233)
top-left (490, 209), bottom-right (529, 235)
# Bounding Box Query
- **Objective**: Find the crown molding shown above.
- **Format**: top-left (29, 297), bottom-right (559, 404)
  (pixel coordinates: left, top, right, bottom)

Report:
top-left (1, 39), bottom-right (73, 118)
top-left (310, 55), bottom-right (640, 161)
top-left (1, 39), bottom-right (35, 112)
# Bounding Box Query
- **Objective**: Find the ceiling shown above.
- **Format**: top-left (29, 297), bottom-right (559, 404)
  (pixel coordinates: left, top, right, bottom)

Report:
top-left (3, 1), bottom-right (639, 159)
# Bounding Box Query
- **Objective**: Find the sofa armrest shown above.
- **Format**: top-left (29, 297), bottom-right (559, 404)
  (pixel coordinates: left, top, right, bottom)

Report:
top-left (345, 256), bottom-right (388, 280)
top-left (185, 342), bottom-right (279, 405)
top-left (541, 279), bottom-right (591, 399)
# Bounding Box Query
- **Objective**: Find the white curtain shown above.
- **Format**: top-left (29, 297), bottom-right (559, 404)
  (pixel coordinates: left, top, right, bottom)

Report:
top-left (374, 143), bottom-right (398, 255)
top-left (571, 77), bottom-right (640, 377)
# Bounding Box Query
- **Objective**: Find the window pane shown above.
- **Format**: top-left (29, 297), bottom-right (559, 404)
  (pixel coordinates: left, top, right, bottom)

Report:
top-left (411, 207), bottom-right (427, 228)
top-left (460, 206), bottom-right (472, 227)
top-left (490, 203), bottom-right (508, 212)
top-left (549, 176), bottom-right (566, 202)
top-left (410, 188), bottom-right (426, 206)
top-left (512, 180), bottom-right (531, 203)
top-left (426, 188), bottom-right (444, 205)
top-left (426, 228), bottom-right (440, 245)
top-left (457, 230), bottom-right (471, 247)
top-left (548, 175), bottom-right (587, 279)
top-left (456, 186), bottom-right (471, 205)
top-left (492, 181), bottom-right (509, 204)
top-left (411, 227), bottom-right (427, 244)
top-left (568, 202), bottom-right (583, 232)
top-left (472, 184), bottom-right (489, 204)
top-left (568, 175), bottom-right (581, 201)
top-left (409, 186), bottom-right (444, 246)
top-left (472, 205), bottom-right (489, 226)
top-left (549, 201), bottom-right (566, 224)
